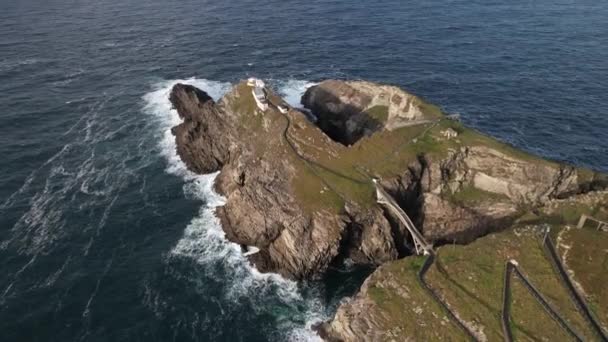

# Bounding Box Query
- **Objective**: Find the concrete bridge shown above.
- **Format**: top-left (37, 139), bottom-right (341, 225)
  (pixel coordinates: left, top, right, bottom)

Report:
top-left (373, 180), bottom-right (433, 255)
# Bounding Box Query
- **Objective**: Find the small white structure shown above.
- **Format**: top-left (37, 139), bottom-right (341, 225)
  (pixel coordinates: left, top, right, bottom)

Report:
top-left (246, 77), bottom-right (264, 87)
top-left (447, 114), bottom-right (461, 121)
top-left (441, 128), bottom-right (459, 139)
top-left (277, 105), bottom-right (288, 114)
top-left (243, 246), bottom-right (260, 257)
top-left (247, 78), bottom-right (268, 112)
top-left (577, 214), bottom-right (608, 231)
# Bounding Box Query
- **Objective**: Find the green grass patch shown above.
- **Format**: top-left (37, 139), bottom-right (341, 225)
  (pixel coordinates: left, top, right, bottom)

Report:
top-left (230, 83), bottom-right (258, 118)
top-left (421, 228), bottom-right (598, 340)
top-left (368, 285), bottom-right (390, 305)
top-left (365, 105), bottom-right (389, 123)
top-left (360, 259), bottom-right (466, 340)
top-left (409, 256), bottom-right (426, 271)
top-left (412, 94), bottom-right (445, 120)
top-left (445, 185), bottom-right (510, 206)
top-left (577, 168), bottom-right (596, 184)
top-left (312, 164), bottom-right (374, 207)
top-left (351, 124), bottom-right (431, 177)
top-left (559, 228), bottom-right (608, 326)
top-left (291, 161), bottom-right (345, 214)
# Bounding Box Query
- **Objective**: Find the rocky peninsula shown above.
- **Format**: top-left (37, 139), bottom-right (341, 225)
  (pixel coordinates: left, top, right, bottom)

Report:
top-left (169, 79), bottom-right (608, 340)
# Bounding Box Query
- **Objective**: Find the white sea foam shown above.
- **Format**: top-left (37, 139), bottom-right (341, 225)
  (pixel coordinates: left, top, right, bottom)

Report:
top-left (142, 78), bottom-right (231, 180)
top-left (0, 88), bottom-right (143, 310)
top-left (142, 78), bottom-right (324, 341)
top-left (0, 58), bottom-right (43, 73)
top-left (275, 80), bottom-right (317, 108)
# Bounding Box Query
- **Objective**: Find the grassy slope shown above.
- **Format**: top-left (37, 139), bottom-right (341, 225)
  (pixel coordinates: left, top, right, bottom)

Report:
top-left (365, 105), bottom-right (389, 123)
top-left (358, 196), bottom-right (608, 340)
top-left (362, 226), bottom-right (607, 341)
top-left (431, 228), bottom-right (594, 341)
top-left (364, 257), bottom-right (466, 341)
top-left (558, 227), bottom-right (608, 328)
top-left (444, 184), bottom-right (511, 207)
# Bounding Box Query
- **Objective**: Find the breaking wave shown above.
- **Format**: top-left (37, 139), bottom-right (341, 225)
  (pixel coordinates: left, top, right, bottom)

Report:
top-left (142, 78), bottom-right (325, 341)
top-left (274, 80), bottom-right (318, 108)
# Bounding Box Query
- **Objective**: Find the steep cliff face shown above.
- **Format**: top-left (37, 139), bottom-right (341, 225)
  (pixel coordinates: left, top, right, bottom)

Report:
top-left (170, 79), bottom-right (606, 282)
top-left (378, 144), bottom-right (605, 244)
top-left (170, 81), bottom-right (399, 279)
top-left (170, 84), bottom-right (233, 174)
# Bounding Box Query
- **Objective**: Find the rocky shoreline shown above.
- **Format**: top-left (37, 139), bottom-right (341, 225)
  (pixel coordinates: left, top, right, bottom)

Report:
top-left (169, 78), bottom-right (607, 339)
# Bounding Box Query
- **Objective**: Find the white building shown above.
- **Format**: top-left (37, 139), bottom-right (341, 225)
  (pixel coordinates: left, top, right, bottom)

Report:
top-left (247, 78), bottom-right (268, 111)
top-left (441, 128), bottom-right (458, 139)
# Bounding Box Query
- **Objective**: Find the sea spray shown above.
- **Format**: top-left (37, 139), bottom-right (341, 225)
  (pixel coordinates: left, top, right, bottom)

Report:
top-left (274, 80), bottom-right (318, 109)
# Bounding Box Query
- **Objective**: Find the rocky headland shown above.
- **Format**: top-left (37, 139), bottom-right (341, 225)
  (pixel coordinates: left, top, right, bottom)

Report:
top-left (169, 78), bottom-right (608, 339)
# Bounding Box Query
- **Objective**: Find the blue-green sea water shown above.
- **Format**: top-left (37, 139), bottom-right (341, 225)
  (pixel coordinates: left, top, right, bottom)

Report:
top-left (1, 1), bottom-right (607, 341)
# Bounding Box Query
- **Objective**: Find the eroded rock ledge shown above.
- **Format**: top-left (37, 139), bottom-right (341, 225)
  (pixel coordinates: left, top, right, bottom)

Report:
top-left (170, 79), bottom-right (607, 284)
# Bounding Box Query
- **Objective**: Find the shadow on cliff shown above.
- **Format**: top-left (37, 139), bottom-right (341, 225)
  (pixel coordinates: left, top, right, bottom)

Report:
top-left (301, 86), bottom-right (385, 146)
top-left (380, 154), bottom-right (521, 255)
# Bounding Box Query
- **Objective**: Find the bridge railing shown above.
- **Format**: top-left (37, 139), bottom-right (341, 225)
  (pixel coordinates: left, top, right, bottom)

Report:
top-left (374, 183), bottom-right (431, 253)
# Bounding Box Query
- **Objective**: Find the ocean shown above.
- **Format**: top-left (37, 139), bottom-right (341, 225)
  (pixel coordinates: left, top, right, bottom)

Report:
top-left (1, 0), bottom-right (607, 341)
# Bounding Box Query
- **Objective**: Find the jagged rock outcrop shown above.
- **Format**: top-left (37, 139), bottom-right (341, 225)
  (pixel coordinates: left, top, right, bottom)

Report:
top-left (316, 263), bottom-right (402, 342)
top-left (301, 80), bottom-right (442, 145)
top-left (379, 145), bottom-right (606, 244)
top-left (170, 84), bottom-right (233, 174)
top-left (170, 81), bottom-right (400, 279)
top-left (170, 78), bottom-right (607, 283)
